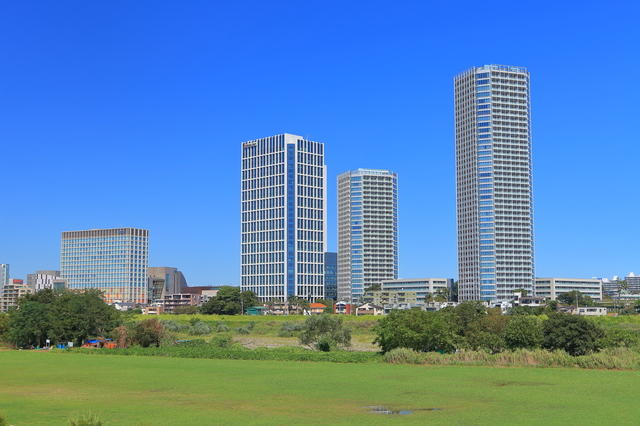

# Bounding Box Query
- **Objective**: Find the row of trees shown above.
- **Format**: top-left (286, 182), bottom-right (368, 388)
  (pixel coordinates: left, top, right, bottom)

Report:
top-left (374, 302), bottom-right (609, 356)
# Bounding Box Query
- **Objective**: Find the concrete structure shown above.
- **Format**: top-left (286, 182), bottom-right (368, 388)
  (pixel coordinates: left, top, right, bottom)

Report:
top-left (355, 302), bottom-right (384, 316)
top-left (241, 134), bottom-right (326, 302)
top-left (60, 228), bottom-right (149, 304)
top-left (27, 270), bottom-right (61, 291)
top-left (363, 290), bottom-right (419, 306)
top-left (625, 272), bottom-right (640, 293)
top-left (158, 293), bottom-right (202, 313)
top-left (334, 301), bottom-right (355, 315)
top-left (337, 169), bottom-right (398, 302)
top-left (602, 277), bottom-right (621, 297)
top-left (324, 252), bottom-right (337, 300)
top-left (455, 65), bottom-right (535, 301)
top-left (147, 267), bottom-right (188, 302)
top-left (380, 278), bottom-right (450, 303)
top-left (0, 264), bottom-right (8, 288)
top-left (573, 306), bottom-right (608, 316)
top-left (535, 278), bottom-right (603, 301)
top-left (0, 279), bottom-right (32, 312)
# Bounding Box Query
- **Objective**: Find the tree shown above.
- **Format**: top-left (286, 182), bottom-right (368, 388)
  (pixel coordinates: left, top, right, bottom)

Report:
top-left (441, 301), bottom-right (487, 336)
top-left (200, 287), bottom-right (258, 315)
top-left (7, 289), bottom-right (120, 347)
top-left (557, 291), bottom-right (594, 307)
top-left (503, 316), bottom-right (543, 349)
top-left (513, 288), bottom-right (528, 296)
top-left (433, 288), bottom-right (450, 302)
top-left (174, 305), bottom-right (198, 315)
top-left (373, 309), bottom-right (460, 353)
top-left (133, 318), bottom-right (165, 347)
top-left (287, 296), bottom-right (309, 314)
top-left (464, 308), bottom-right (508, 352)
top-left (542, 313), bottom-right (604, 356)
top-left (299, 315), bottom-right (351, 351)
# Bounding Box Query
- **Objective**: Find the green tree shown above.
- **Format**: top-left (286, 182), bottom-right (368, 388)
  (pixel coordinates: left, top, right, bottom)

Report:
top-left (200, 287), bottom-right (258, 315)
top-left (433, 288), bottom-right (450, 302)
top-left (132, 318), bottom-right (165, 347)
top-left (464, 308), bottom-right (508, 352)
top-left (287, 296), bottom-right (309, 314)
top-left (373, 309), bottom-right (460, 353)
top-left (440, 301), bottom-right (487, 336)
top-left (557, 291), bottom-right (594, 307)
top-left (299, 315), bottom-right (351, 351)
top-left (0, 313), bottom-right (10, 341)
top-left (542, 313), bottom-right (604, 356)
top-left (503, 316), bottom-right (543, 350)
top-left (513, 288), bottom-right (528, 296)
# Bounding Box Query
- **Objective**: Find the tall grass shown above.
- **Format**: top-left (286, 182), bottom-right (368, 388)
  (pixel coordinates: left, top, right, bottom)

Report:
top-left (383, 347), bottom-right (640, 370)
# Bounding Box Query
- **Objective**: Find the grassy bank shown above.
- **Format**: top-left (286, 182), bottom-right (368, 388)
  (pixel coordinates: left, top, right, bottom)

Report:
top-left (1, 351), bottom-right (640, 425)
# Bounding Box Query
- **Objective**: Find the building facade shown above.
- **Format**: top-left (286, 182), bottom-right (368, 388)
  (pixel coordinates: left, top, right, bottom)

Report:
top-left (0, 264), bottom-right (8, 287)
top-left (147, 267), bottom-right (188, 302)
top-left (381, 278), bottom-right (451, 303)
top-left (337, 169), bottom-right (398, 303)
top-left (455, 64), bottom-right (535, 301)
top-left (60, 228), bottom-right (149, 304)
top-left (241, 134), bottom-right (326, 302)
top-left (625, 272), bottom-right (640, 293)
top-left (0, 279), bottom-right (32, 312)
top-left (324, 252), bottom-right (337, 300)
top-left (534, 278), bottom-right (602, 301)
top-left (27, 270), bottom-right (61, 292)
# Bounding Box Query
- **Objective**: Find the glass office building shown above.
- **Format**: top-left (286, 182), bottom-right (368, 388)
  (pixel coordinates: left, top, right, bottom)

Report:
top-left (337, 169), bottom-right (398, 302)
top-left (324, 252), bottom-right (337, 300)
top-left (454, 65), bottom-right (534, 301)
top-left (60, 228), bottom-right (149, 303)
top-left (241, 134), bottom-right (326, 302)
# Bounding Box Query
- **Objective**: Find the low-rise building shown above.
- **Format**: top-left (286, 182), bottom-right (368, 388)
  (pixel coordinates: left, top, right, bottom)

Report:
top-left (534, 278), bottom-right (602, 301)
top-left (625, 273), bottom-right (640, 293)
top-left (380, 278), bottom-right (451, 303)
top-left (0, 279), bottom-right (32, 312)
top-left (306, 303), bottom-right (327, 315)
top-left (362, 290), bottom-right (420, 306)
top-left (355, 303), bottom-right (384, 316)
top-left (334, 301), bottom-right (355, 315)
top-left (573, 306), bottom-right (608, 316)
top-left (159, 293), bottom-right (202, 313)
top-left (27, 270), bottom-right (61, 291)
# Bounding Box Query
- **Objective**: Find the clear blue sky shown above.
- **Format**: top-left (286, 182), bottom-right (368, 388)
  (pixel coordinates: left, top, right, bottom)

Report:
top-left (1, 1), bottom-right (638, 285)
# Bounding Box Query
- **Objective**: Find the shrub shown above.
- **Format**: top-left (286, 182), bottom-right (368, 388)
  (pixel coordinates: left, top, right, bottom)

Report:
top-left (68, 413), bottom-right (104, 426)
top-left (210, 335), bottom-right (233, 348)
top-left (373, 310), bottom-right (459, 353)
top-left (503, 316), bottom-right (543, 350)
top-left (133, 318), bottom-right (165, 348)
top-left (161, 320), bottom-right (187, 333)
top-left (236, 327), bottom-right (251, 335)
top-left (278, 322), bottom-right (304, 337)
top-left (542, 313), bottom-right (605, 356)
top-left (598, 328), bottom-right (640, 349)
top-left (464, 330), bottom-right (506, 353)
top-left (216, 323), bottom-right (230, 333)
top-left (299, 315), bottom-right (351, 351)
top-left (189, 321), bottom-right (212, 336)
top-left (383, 347), bottom-right (425, 364)
top-left (0, 412), bottom-right (6, 426)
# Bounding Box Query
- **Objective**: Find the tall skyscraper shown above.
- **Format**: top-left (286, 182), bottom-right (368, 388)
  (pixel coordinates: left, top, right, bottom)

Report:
top-left (241, 134), bottom-right (326, 302)
top-left (60, 228), bottom-right (149, 303)
top-left (337, 169), bottom-right (398, 302)
top-left (324, 252), bottom-right (337, 300)
top-left (0, 264), bottom-right (8, 288)
top-left (454, 65), bottom-right (534, 301)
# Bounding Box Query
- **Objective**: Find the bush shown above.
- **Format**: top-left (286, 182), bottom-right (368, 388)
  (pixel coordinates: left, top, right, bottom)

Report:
top-left (189, 321), bottom-right (212, 336)
top-left (383, 347), bottom-right (425, 364)
top-left (161, 320), bottom-right (188, 333)
top-left (598, 328), bottom-right (640, 349)
top-left (68, 413), bottom-right (104, 426)
top-left (210, 335), bottom-right (233, 348)
top-left (299, 315), bottom-right (351, 351)
top-left (503, 316), bottom-right (543, 350)
top-left (543, 313), bottom-right (605, 356)
top-left (216, 323), bottom-right (230, 333)
top-left (278, 322), bottom-right (304, 337)
top-left (464, 330), bottom-right (505, 353)
top-left (373, 310), bottom-right (460, 353)
top-left (0, 412), bottom-right (6, 426)
top-left (236, 327), bottom-right (251, 335)
top-left (133, 318), bottom-right (165, 348)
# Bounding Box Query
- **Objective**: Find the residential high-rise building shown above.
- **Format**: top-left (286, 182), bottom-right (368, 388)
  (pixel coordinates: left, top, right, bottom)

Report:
top-left (454, 65), bottom-right (534, 301)
top-left (147, 267), bottom-right (188, 302)
top-left (337, 169), bottom-right (398, 302)
top-left (0, 279), bottom-right (32, 312)
top-left (0, 264), bottom-right (8, 288)
top-left (241, 134), bottom-right (326, 302)
top-left (324, 252), bottom-right (337, 300)
top-left (27, 270), bottom-right (61, 292)
top-left (60, 228), bottom-right (149, 304)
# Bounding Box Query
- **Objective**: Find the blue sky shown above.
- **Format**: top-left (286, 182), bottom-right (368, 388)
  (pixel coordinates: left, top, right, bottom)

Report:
top-left (1, 1), bottom-right (638, 285)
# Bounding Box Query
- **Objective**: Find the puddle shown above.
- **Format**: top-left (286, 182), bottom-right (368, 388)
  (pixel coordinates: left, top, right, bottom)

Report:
top-left (366, 406), bottom-right (442, 415)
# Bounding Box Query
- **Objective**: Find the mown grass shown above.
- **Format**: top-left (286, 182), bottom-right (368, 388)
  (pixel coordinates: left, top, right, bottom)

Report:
top-left (1, 351), bottom-right (640, 425)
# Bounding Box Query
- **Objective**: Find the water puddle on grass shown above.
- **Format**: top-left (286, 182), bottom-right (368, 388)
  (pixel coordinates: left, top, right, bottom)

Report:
top-left (366, 406), bottom-right (442, 415)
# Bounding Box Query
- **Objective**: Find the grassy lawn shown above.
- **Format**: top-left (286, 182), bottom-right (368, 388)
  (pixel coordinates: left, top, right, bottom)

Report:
top-left (1, 351), bottom-right (639, 425)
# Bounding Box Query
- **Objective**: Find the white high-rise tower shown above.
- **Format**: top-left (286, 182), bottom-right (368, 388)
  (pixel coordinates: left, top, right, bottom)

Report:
top-left (240, 134), bottom-right (326, 302)
top-left (454, 65), bottom-right (534, 301)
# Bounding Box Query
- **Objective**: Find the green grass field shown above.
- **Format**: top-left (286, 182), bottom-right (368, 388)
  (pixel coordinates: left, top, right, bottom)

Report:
top-left (1, 351), bottom-right (640, 425)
